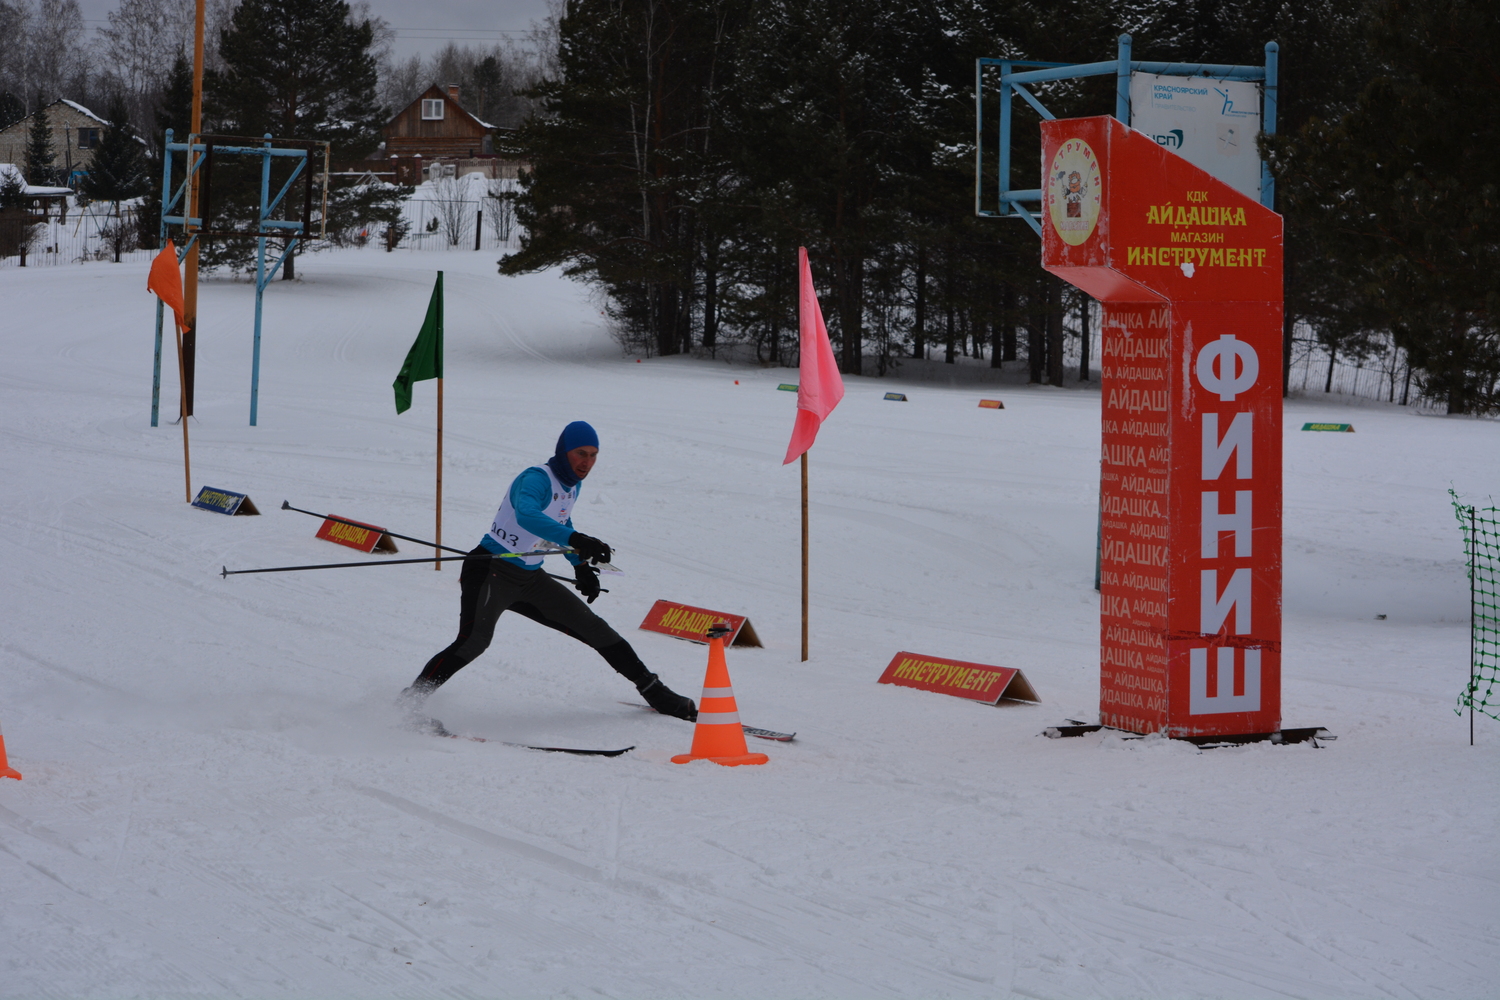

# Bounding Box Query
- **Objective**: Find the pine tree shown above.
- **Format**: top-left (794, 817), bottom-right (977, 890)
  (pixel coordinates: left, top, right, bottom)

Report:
top-left (81, 96), bottom-right (151, 260)
top-left (25, 105), bottom-right (56, 186)
top-left (155, 53), bottom-right (194, 153)
top-left (1270, 0), bottom-right (1500, 413)
top-left (130, 54), bottom-right (194, 253)
top-left (729, 0), bottom-right (941, 373)
top-left (206, 0), bottom-right (389, 277)
top-left (497, 0), bottom-right (1408, 382)
top-left (82, 96), bottom-right (150, 206)
top-left (209, 0), bottom-right (385, 152)
top-left (503, 0), bottom-right (748, 357)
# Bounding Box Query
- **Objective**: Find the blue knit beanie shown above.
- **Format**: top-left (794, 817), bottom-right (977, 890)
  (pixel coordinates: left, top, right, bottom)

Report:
top-left (555, 421), bottom-right (599, 456)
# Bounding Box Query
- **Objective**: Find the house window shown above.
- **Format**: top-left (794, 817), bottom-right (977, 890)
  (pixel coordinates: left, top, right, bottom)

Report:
top-left (421, 99), bottom-right (444, 121)
top-left (77, 128), bottom-right (100, 148)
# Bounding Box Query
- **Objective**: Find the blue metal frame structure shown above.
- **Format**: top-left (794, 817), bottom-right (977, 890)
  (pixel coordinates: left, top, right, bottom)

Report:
top-left (976, 34), bottom-right (1278, 235)
top-left (154, 130), bottom-right (325, 427)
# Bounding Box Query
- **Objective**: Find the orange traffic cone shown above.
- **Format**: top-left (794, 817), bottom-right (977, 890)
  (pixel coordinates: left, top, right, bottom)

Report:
top-left (672, 623), bottom-right (769, 767)
top-left (0, 719), bottom-right (21, 780)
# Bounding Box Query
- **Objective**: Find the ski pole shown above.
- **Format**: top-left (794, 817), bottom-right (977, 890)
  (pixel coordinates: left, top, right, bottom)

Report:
top-left (281, 500), bottom-right (576, 559)
top-left (221, 554), bottom-right (606, 591)
top-left (225, 556), bottom-right (463, 577)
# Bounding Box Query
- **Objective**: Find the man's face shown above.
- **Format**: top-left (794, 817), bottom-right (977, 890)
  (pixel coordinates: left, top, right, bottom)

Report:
top-left (568, 445), bottom-right (598, 479)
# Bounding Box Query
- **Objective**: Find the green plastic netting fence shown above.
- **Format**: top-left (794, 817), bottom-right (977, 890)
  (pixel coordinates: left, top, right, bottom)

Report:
top-left (1451, 490), bottom-right (1500, 723)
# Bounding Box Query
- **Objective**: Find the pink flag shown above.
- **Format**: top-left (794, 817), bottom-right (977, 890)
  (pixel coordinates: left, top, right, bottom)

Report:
top-left (783, 248), bottom-right (845, 464)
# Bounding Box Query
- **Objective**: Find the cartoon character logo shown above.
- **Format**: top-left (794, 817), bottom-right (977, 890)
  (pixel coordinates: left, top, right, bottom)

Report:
top-left (1047, 139), bottom-right (1102, 246)
top-left (1065, 171), bottom-right (1084, 218)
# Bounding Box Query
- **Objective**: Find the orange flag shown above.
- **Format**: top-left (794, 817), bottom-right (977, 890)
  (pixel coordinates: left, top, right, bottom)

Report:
top-left (147, 240), bottom-right (187, 334)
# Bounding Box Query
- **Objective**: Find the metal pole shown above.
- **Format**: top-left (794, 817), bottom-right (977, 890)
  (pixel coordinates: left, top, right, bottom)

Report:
top-left (1078, 292), bottom-right (1091, 381)
top-left (252, 241), bottom-right (265, 426)
top-left (1094, 487), bottom-right (1103, 591)
top-left (280, 501), bottom-right (470, 554)
top-left (320, 143), bottom-right (330, 239)
top-left (435, 269), bottom-right (445, 569)
top-left (152, 300), bottom-right (164, 427)
top-left (225, 556), bottom-right (494, 575)
top-left (1472, 507), bottom-right (1477, 746)
top-left (1262, 41), bottom-right (1278, 210)
top-left (998, 61), bottom-right (1012, 216)
top-left (251, 135), bottom-right (271, 426)
top-left (152, 129), bottom-right (174, 428)
top-left (174, 302), bottom-right (191, 502)
top-left (801, 451), bottom-right (809, 662)
top-left (223, 555), bottom-right (602, 590)
top-left (1116, 34), bottom-right (1132, 123)
top-left (974, 58), bottom-right (984, 217)
top-left (181, 0), bottom-right (205, 417)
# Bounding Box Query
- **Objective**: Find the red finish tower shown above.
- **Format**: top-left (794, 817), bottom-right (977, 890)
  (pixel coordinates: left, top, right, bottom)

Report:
top-left (1041, 115), bottom-right (1284, 738)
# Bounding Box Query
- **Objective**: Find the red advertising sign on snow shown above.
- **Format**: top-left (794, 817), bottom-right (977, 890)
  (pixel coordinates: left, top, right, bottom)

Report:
top-left (1041, 115), bottom-right (1283, 738)
top-left (638, 600), bottom-right (763, 647)
top-left (315, 516), bottom-right (398, 554)
top-left (878, 652), bottom-right (1040, 705)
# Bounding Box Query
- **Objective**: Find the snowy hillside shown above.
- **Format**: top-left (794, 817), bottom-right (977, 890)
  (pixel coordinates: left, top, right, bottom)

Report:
top-left (2, 249), bottom-right (1497, 998)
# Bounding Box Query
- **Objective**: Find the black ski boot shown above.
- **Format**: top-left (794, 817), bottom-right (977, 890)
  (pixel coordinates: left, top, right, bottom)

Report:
top-left (395, 684), bottom-right (449, 735)
top-left (638, 674), bottom-right (698, 722)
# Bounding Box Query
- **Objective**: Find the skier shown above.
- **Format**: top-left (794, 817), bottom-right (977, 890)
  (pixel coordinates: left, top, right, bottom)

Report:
top-left (397, 421), bottom-right (698, 733)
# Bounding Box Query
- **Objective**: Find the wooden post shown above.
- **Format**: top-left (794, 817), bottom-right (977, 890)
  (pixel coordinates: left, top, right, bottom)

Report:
top-left (801, 451), bottom-right (809, 662)
top-left (175, 314), bottom-right (191, 503)
top-left (435, 377), bottom-right (444, 570)
top-left (181, 0), bottom-right (205, 417)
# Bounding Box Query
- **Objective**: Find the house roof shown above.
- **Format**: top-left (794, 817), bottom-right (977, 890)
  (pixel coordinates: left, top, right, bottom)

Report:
top-left (0, 162), bottom-right (73, 196)
top-left (0, 98), bottom-right (114, 138)
top-left (57, 99), bottom-right (110, 126)
top-left (14, 99), bottom-right (147, 147)
top-left (386, 85), bottom-right (496, 132)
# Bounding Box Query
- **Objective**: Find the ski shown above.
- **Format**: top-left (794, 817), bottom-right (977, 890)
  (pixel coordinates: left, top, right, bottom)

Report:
top-left (440, 731), bottom-right (634, 757)
top-left (740, 725), bottom-right (795, 743)
top-left (619, 702), bottom-right (796, 742)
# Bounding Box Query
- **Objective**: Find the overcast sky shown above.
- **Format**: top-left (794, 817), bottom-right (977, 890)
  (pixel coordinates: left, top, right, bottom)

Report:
top-left (75, 0), bottom-right (556, 62)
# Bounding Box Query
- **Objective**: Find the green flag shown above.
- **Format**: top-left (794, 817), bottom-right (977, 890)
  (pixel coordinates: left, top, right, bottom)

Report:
top-left (393, 272), bottom-right (444, 414)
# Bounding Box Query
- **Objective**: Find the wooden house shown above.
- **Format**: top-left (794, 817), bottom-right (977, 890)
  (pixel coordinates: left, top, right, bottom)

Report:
top-left (0, 99), bottom-right (111, 187)
top-left (383, 85), bottom-right (496, 183)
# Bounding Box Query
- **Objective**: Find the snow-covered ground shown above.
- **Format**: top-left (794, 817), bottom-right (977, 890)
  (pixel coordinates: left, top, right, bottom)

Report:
top-left (2, 249), bottom-right (1497, 999)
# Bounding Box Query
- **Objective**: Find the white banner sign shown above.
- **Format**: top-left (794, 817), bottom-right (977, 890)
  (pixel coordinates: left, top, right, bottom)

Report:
top-left (1129, 73), bottom-right (1262, 202)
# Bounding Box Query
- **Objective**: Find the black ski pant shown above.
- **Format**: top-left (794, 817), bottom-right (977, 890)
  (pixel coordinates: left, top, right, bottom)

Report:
top-left (411, 546), bottom-right (653, 693)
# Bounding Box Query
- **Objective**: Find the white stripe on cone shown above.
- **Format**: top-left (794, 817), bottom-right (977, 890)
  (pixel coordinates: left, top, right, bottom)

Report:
top-left (695, 711), bottom-right (742, 725)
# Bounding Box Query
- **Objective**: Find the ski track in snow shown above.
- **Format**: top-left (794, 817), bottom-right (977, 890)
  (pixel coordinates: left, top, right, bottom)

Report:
top-left (2, 249), bottom-right (1498, 998)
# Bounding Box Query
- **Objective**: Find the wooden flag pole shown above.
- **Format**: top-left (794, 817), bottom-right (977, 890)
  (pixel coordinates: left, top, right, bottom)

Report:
top-left (801, 450), bottom-right (809, 661)
top-left (435, 377), bottom-right (443, 570)
top-left (181, 0), bottom-right (205, 418)
top-left (174, 317), bottom-right (191, 502)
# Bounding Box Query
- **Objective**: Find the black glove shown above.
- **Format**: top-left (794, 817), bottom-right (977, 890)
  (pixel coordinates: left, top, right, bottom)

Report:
top-left (574, 563), bottom-right (601, 603)
top-left (568, 531), bottom-right (612, 564)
